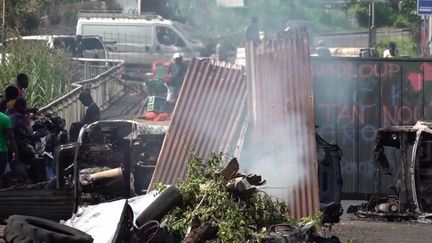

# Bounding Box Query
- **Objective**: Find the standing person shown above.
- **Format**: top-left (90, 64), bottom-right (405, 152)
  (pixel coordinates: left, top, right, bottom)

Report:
top-left (75, 35), bottom-right (84, 58)
top-left (9, 97), bottom-right (37, 182)
top-left (69, 89), bottom-right (100, 142)
top-left (0, 86), bottom-right (19, 113)
top-left (16, 73), bottom-right (29, 99)
top-left (383, 41), bottom-right (399, 58)
top-left (171, 53), bottom-right (187, 98)
top-left (14, 74), bottom-right (37, 126)
top-left (0, 111), bottom-right (17, 188)
top-left (165, 53), bottom-right (187, 112)
top-left (245, 17), bottom-right (260, 45)
top-left (315, 40), bottom-right (332, 57)
top-left (79, 89), bottom-right (100, 125)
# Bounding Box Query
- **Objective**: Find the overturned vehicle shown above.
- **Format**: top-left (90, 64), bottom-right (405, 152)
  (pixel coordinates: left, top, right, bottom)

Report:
top-left (0, 120), bottom-right (166, 222)
top-left (349, 121), bottom-right (432, 220)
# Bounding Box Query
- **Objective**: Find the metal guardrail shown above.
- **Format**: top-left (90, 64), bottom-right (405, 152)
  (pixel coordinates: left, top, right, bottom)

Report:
top-left (40, 58), bottom-right (126, 129)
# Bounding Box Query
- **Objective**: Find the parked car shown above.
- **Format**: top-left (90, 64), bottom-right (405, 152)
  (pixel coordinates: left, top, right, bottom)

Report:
top-left (1, 35), bottom-right (108, 59)
top-left (76, 11), bottom-right (205, 66)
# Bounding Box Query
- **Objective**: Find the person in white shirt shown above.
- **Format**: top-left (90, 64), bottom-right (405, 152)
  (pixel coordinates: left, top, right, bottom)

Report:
top-left (383, 41), bottom-right (399, 58)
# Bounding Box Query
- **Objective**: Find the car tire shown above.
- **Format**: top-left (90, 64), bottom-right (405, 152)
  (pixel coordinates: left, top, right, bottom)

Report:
top-left (4, 215), bottom-right (93, 243)
top-left (135, 186), bottom-right (182, 227)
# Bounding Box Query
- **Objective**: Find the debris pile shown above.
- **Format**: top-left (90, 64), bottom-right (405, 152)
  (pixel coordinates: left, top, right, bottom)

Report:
top-left (134, 154), bottom-right (341, 243)
top-left (0, 153), bottom-right (342, 243)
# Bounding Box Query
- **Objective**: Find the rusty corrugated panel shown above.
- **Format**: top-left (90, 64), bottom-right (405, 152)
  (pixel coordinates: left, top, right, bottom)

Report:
top-left (245, 32), bottom-right (319, 218)
top-left (149, 58), bottom-right (246, 187)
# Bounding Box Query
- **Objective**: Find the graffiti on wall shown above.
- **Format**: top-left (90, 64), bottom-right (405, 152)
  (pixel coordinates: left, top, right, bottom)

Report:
top-left (312, 58), bottom-right (432, 194)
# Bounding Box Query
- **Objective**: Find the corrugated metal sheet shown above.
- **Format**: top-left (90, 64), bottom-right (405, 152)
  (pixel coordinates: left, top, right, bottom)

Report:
top-left (0, 189), bottom-right (75, 221)
top-left (149, 58), bottom-right (246, 187)
top-left (245, 32), bottom-right (319, 218)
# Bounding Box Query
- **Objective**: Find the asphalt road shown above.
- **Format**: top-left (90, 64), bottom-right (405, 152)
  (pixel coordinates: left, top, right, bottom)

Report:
top-left (331, 201), bottom-right (432, 243)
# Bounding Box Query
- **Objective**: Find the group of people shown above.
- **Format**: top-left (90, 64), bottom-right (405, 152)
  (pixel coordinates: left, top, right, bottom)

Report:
top-left (0, 73), bottom-right (100, 187)
top-left (0, 73), bottom-right (35, 187)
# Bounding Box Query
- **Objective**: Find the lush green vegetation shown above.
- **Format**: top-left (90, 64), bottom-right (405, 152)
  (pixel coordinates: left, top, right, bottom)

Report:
top-left (158, 153), bottom-right (294, 242)
top-left (0, 37), bottom-right (77, 107)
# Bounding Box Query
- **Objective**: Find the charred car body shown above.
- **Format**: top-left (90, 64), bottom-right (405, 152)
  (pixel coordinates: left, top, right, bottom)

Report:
top-left (0, 120), bottom-right (166, 221)
top-left (349, 121), bottom-right (432, 219)
top-left (316, 133), bottom-right (344, 224)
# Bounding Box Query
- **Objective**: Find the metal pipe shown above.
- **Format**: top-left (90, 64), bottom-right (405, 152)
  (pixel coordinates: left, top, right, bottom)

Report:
top-left (89, 167), bottom-right (123, 182)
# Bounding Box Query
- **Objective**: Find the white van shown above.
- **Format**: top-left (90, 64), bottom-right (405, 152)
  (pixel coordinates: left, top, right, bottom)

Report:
top-left (76, 12), bottom-right (205, 66)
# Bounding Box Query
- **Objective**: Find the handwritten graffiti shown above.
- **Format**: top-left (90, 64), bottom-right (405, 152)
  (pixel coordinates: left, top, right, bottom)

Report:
top-left (313, 62), bottom-right (401, 79)
top-left (341, 160), bottom-right (376, 176)
top-left (317, 104), bottom-right (427, 126)
top-left (312, 59), bottom-right (432, 193)
top-left (407, 63), bottom-right (432, 92)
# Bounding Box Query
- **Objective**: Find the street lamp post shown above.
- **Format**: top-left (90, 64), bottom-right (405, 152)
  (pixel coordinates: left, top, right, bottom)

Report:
top-left (137, 0), bottom-right (141, 14)
top-left (1, 0), bottom-right (5, 65)
top-left (367, 0), bottom-right (376, 48)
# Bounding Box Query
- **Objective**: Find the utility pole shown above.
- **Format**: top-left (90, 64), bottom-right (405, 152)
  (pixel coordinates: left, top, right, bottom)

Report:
top-left (429, 16), bottom-right (432, 56)
top-left (137, 0), bottom-right (141, 14)
top-left (1, 0), bottom-right (5, 65)
top-left (368, 1), bottom-right (376, 48)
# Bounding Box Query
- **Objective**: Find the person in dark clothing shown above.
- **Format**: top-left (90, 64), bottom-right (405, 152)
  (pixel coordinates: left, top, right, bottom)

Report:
top-left (79, 89), bottom-right (100, 124)
top-left (245, 17), bottom-right (260, 45)
top-left (0, 86), bottom-right (19, 113)
top-left (16, 73), bottom-right (29, 99)
top-left (171, 53), bottom-right (187, 95)
top-left (164, 53), bottom-right (187, 113)
top-left (9, 97), bottom-right (33, 175)
top-left (75, 35), bottom-right (84, 58)
top-left (69, 89), bottom-right (100, 142)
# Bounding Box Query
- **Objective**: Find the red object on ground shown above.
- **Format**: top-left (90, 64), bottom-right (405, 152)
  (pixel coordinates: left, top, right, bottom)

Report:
top-left (154, 113), bottom-right (171, 121)
top-left (141, 112), bottom-right (158, 120)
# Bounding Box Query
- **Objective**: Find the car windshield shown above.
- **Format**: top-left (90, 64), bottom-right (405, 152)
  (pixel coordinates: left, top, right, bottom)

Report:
top-left (173, 23), bottom-right (201, 44)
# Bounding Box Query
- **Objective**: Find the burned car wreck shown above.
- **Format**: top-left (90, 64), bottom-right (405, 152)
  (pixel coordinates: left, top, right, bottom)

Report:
top-left (0, 120), bottom-right (166, 222)
top-left (348, 121), bottom-right (432, 220)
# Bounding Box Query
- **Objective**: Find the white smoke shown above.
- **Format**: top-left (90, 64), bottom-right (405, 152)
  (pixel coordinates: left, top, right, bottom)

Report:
top-left (113, 0), bottom-right (138, 13)
top-left (240, 116), bottom-right (309, 204)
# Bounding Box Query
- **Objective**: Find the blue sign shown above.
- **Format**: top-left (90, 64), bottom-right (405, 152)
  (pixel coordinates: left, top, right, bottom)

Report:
top-left (418, 0), bottom-right (432, 15)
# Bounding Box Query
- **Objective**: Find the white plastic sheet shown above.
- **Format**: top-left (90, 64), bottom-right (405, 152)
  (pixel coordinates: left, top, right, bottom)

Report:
top-left (63, 190), bottom-right (161, 243)
top-left (64, 199), bottom-right (127, 243)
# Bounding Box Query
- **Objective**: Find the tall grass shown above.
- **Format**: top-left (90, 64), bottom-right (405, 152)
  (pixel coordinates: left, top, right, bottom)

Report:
top-left (0, 37), bottom-right (78, 108)
top-left (376, 36), bottom-right (420, 58)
